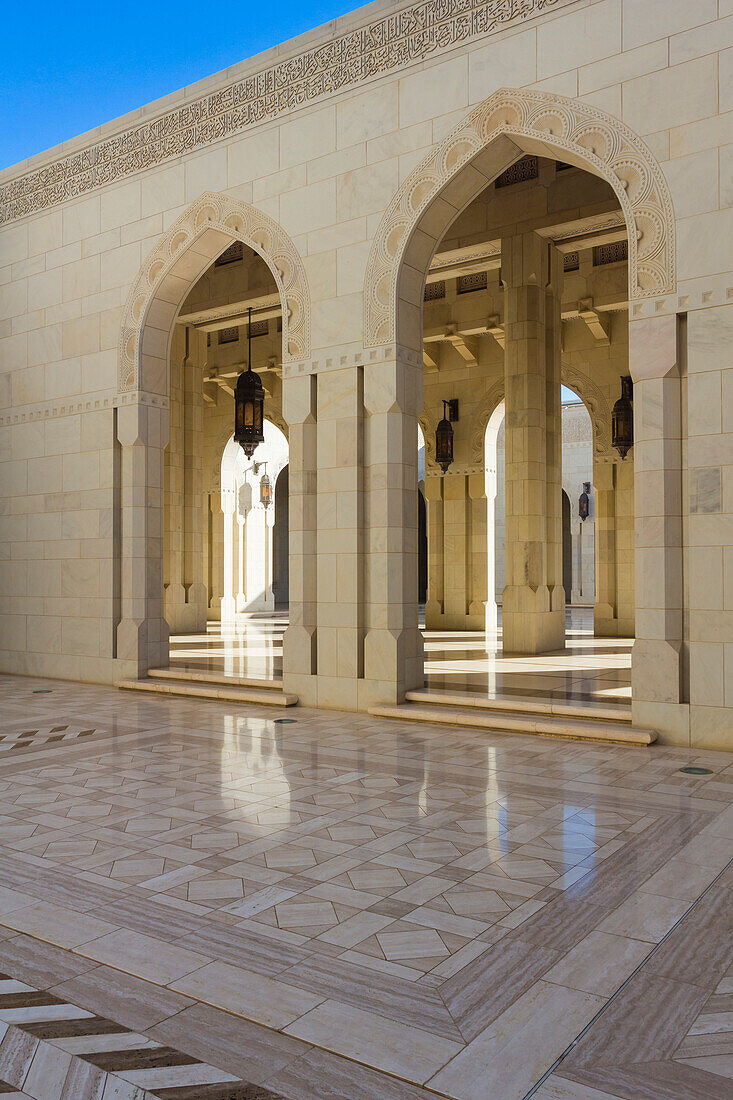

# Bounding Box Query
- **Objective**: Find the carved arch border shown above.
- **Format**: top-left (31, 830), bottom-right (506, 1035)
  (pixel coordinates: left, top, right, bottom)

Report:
top-left (469, 367), bottom-right (614, 465)
top-left (118, 191), bottom-right (310, 393)
top-left (364, 88), bottom-right (676, 347)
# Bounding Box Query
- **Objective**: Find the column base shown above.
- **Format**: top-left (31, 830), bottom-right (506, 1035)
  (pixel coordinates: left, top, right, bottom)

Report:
top-left (502, 585), bottom-right (565, 655)
top-left (361, 626), bottom-right (424, 706)
top-left (116, 616), bottom-right (168, 677)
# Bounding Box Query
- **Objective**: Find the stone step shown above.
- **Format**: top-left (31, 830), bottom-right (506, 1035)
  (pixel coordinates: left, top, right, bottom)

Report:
top-left (149, 666), bottom-right (283, 691)
top-left (369, 702), bottom-right (656, 746)
top-left (406, 688), bottom-right (632, 723)
top-left (116, 677), bottom-right (298, 707)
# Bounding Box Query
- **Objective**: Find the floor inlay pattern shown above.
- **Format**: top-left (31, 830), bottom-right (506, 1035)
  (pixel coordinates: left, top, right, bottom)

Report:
top-left (0, 673), bottom-right (731, 1099)
top-left (0, 968), bottom-right (282, 1099)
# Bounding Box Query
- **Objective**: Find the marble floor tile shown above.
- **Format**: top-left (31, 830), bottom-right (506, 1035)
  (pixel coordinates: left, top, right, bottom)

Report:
top-left (0, 671), bottom-right (731, 1099)
top-left (284, 999), bottom-right (462, 1083)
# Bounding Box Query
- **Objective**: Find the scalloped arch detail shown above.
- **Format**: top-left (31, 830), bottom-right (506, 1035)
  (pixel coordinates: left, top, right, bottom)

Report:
top-left (118, 192), bottom-right (310, 393)
top-left (364, 88), bottom-right (676, 348)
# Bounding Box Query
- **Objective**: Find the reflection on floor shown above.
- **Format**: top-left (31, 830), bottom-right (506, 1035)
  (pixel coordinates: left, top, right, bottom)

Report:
top-left (0, 672), bottom-right (729, 1100)
top-left (169, 607), bottom-right (632, 710)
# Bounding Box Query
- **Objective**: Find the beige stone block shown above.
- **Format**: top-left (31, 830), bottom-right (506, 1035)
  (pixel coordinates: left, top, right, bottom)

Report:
top-left (62, 616), bottom-right (101, 657)
top-left (62, 450), bottom-right (100, 491)
top-left (62, 315), bottom-right (99, 359)
top-left (337, 240), bottom-right (372, 296)
top-left (623, 55), bottom-right (718, 135)
top-left (663, 148), bottom-right (719, 219)
top-left (141, 164), bottom-right (186, 217)
top-left (81, 349), bottom-right (116, 393)
top-left (100, 241), bottom-right (141, 292)
top-left (688, 370), bottom-right (723, 436)
top-left (44, 414), bottom-right (81, 456)
top-left (367, 120), bottom-right (433, 167)
top-left (62, 255), bottom-right (101, 301)
top-left (337, 159), bottom-right (398, 221)
top-left (227, 128), bottom-right (279, 186)
top-left (280, 179), bottom-right (336, 236)
top-left (623, 0), bottom-right (717, 50)
top-left (468, 27), bottom-right (537, 103)
top-left (690, 642), bottom-right (724, 706)
top-left (252, 164), bottom-right (307, 201)
top-left (281, 105), bottom-right (336, 170)
top-left (100, 180), bottom-right (141, 232)
top-left (537, 0), bottom-right (620, 80)
top-left (185, 147), bottom-right (227, 202)
top-left (689, 547), bottom-right (724, 610)
top-left (579, 39), bottom-right (668, 95)
top-left (0, 223), bottom-right (28, 264)
top-left (27, 455), bottom-right (61, 495)
top-left (27, 268), bottom-right (62, 312)
top-left (44, 360), bottom-right (81, 401)
top-left (28, 211), bottom-right (63, 256)
top-left (723, 46), bottom-right (733, 114)
top-left (11, 364), bottom-right (44, 407)
top-left (303, 250), bottom-right (337, 300)
top-left (306, 217), bottom-right (366, 255)
top-left (580, 85), bottom-right (622, 118)
top-left (27, 614), bottom-right (62, 654)
top-left (27, 324), bottom-right (61, 368)
top-left (308, 143), bottom-right (365, 186)
top-left (672, 14), bottom-right (733, 65)
top-left (399, 57), bottom-right (468, 128)
top-left (669, 110), bottom-right (733, 158)
top-left (337, 84), bottom-right (398, 148)
top-left (679, 208), bottom-right (733, 279)
top-left (62, 195), bottom-right (100, 244)
top-left (0, 278), bottom-right (27, 320)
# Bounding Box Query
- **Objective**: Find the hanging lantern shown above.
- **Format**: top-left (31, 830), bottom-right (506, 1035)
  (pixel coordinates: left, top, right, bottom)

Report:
top-left (579, 482), bottom-right (590, 521)
top-left (234, 307), bottom-right (265, 458)
top-left (612, 375), bottom-right (634, 459)
top-left (259, 470), bottom-right (272, 509)
top-left (435, 399), bottom-right (457, 474)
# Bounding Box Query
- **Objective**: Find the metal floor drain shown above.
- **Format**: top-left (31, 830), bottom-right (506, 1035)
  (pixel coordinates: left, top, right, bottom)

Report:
top-left (32, 689), bottom-right (52, 694)
top-left (273, 718), bottom-right (297, 724)
top-left (679, 766), bottom-right (713, 775)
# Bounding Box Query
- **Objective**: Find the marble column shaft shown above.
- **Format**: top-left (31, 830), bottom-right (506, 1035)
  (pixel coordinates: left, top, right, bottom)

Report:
top-left (501, 231), bottom-right (565, 654)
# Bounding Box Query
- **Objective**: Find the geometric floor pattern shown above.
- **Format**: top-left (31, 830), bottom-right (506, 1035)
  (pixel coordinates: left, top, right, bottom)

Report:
top-left (0, 671), bottom-right (731, 1099)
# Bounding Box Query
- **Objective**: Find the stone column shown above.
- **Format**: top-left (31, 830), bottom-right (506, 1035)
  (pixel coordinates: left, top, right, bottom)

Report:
top-left (182, 328), bottom-right (207, 629)
top-left (220, 485), bottom-right (236, 622)
top-left (362, 351), bottom-right (424, 706)
top-left (594, 460), bottom-right (618, 635)
top-left (630, 314), bottom-right (686, 739)
top-left (315, 365), bottom-right (364, 710)
top-left (468, 471), bottom-right (488, 628)
top-left (282, 372), bottom-right (317, 705)
top-left (164, 328), bottom-right (186, 631)
top-left (424, 473), bottom-right (444, 629)
top-left (115, 399), bottom-right (169, 677)
top-left (501, 231), bottom-right (565, 654)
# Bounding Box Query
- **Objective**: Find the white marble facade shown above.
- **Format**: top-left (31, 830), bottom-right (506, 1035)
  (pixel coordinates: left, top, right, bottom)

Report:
top-left (1, 0), bottom-right (732, 748)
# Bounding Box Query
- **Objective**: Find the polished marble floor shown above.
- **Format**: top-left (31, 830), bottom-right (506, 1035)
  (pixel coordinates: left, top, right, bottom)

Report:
top-left (169, 607), bottom-right (632, 709)
top-left (0, 672), bottom-right (730, 1098)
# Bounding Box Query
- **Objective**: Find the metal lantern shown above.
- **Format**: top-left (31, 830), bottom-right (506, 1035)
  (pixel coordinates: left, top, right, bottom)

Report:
top-left (579, 482), bottom-right (590, 521)
top-left (612, 375), bottom-right (634, 459)
top-left (259, 469), bottom-right (272, 509)
top-left (234, 307), bottom-right (265, 458)
top-left (436, 399), bottom-right (457, 474)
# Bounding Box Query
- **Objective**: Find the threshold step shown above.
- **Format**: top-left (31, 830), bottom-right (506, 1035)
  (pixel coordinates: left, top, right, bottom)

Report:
top-left (406, 688), bottom-right (632, 723)
top-left (369, 703), bottom-right (656, 746)
top-left (149, 667), bottom-right (283, 691)
top-left (115, 677), bottom-right (298, 707)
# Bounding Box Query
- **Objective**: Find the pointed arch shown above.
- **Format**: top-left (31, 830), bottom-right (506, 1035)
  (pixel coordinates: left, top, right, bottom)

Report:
top-left (364, 88), bottom-right (676, 348)
top-left (118, 191), bottom-right (310, 393)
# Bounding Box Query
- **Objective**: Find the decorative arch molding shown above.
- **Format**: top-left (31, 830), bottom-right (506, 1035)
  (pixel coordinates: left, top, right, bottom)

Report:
top-left (469, 366), bottom-right (614, 465)
top-left (364, 88), bottom-right (676, 348)
top-left (118, 191), bottom-right (310, 393)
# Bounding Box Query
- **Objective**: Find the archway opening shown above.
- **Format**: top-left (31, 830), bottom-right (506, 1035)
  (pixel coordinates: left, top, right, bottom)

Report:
top-left (414, 148), bottom-right (634, 712)
top-left (161, 225), bottom-right (292, 681)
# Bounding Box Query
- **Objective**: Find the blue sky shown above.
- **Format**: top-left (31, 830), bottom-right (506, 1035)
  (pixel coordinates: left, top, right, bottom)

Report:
top-left (1, 0), bottom-right (357, 171)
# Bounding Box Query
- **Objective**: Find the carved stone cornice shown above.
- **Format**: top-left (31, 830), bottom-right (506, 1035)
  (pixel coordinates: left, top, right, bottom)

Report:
top-left (0, 0), bottom-right (574, 225)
